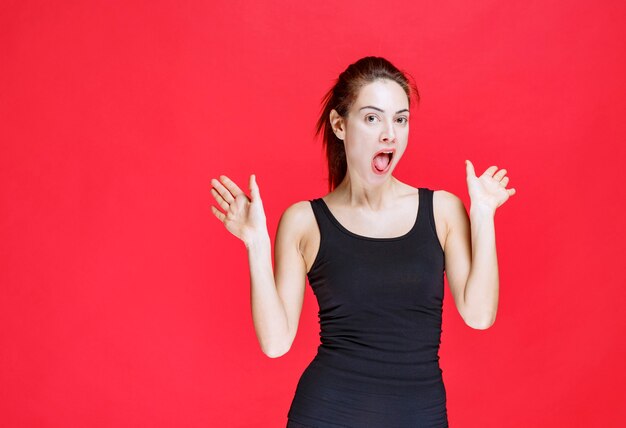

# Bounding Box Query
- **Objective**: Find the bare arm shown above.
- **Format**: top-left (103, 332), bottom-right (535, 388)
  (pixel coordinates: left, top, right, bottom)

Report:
top-left (441, 160), bottom-right (516, 330)
top-left (442, 193), bottom-right (498, 329)
top-left (210, 175), bottom-right (306, 357)
top-left (247, 203), bottom-right (308, 357)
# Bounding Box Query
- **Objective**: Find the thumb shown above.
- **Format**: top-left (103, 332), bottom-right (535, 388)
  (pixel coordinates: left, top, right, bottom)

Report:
top-left (249, 174), bottom-right (261, 202)
top-left (465, 159), bottom-right (476, 179)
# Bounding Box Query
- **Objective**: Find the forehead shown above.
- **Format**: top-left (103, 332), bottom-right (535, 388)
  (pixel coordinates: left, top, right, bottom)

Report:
top-left (353, 79), bottom-right (409, 111)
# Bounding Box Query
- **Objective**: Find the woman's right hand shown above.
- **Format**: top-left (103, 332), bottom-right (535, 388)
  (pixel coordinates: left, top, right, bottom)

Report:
top-left (210, 174), bottom-right (268, 246)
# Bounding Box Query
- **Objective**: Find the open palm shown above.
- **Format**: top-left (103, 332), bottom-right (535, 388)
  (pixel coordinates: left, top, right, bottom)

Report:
top-left (210, 174), bottom-right (267, 245)
top-left (465, 160), bottom-right (517, 212)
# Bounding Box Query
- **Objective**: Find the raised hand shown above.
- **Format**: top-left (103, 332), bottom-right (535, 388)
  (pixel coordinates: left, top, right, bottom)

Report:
top-left (210, 174), bottom-right (268, 245)
top-left (465, 160), bottom-right (517, 213)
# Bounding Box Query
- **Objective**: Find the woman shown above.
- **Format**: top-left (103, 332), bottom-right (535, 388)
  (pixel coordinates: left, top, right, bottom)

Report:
top-left (210, 57), bottom-right (516, 427)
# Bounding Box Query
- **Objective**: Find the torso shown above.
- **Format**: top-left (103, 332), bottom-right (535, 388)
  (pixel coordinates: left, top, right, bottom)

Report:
top-left (298, 184), bottom-right (448, 273)
top-left (287, 185), bottom-right (449, 426)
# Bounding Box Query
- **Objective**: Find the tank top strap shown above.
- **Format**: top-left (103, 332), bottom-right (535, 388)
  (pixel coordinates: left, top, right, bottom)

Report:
top-left (307, 199), bottom-right (335, 273)
top-left (419, 187), bottom-right (445, 268)
top-left (308, 198), bottom-right (335, 246)
top-left (309, 198), bottom-right (333, 233)
top-left (419, 188), bottom-right (436, 238)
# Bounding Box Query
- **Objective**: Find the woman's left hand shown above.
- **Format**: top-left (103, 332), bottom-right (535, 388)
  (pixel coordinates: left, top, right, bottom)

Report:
top-left (465, 159), bottom-right (516, 213)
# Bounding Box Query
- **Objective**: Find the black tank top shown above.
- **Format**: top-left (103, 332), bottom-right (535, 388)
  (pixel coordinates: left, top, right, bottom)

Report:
top-left (287, 188), bottom-right (448, 428)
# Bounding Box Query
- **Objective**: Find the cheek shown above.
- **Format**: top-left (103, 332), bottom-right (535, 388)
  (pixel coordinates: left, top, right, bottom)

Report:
top-left (344, 144), bottom-right (370, 163)
top-left (344, 129), bottom-right (374, 155)
top-left (349, 120), bottom-right (378, 137)
top-left (393, 141), bottom-right (409, 162)
top-left (343, 144), bottom-right (375, 170)
top-left (395, 150), bottom-right (406, 164)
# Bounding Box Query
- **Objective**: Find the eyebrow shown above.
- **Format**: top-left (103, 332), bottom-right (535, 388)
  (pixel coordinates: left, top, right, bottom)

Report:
top-left (359, 106), bottom-right (409, 114)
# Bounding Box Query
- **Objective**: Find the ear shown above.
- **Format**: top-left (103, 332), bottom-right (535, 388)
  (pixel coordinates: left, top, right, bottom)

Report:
top-left (329, 109), bottom-right (345, 141)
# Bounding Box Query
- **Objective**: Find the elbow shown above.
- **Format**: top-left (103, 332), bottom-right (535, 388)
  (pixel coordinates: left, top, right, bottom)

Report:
top-left (465, 314), bottom-right (496, 330)
top-left (263, 347), bottom-right (289, 359)
top-left (261, 341), bottom-right (292, 359)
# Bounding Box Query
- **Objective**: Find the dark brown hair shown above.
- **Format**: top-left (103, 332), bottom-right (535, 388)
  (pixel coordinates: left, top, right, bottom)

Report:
top-left (315, 56), bottom-right (420, 191)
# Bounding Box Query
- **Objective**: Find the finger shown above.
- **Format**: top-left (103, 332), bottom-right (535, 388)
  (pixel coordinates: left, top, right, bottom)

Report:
top-left (508, 188), bottom-right (516, 196)
top-left (465, 160), bottom-right (476, 178)
top-left (249, 174), bottom-right (261, 202)
top-left (500, 176), bottom-right (510, 187)
top-left (494, 169), bottom-right (507, 181)
top-left (211, 178), bottom-right (235, 204)
top-left (483, 165), bottom-right (498, 177)
top-left (210, 205), bottom-right (226, 222)
top-left (220, 175), bottom-right (245, 197)
top-left (210, 188), bottom-right (230, 211)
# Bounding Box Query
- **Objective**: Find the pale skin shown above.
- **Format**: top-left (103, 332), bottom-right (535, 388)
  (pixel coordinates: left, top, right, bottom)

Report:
top-left (210, 79), bottom-right (517, 358)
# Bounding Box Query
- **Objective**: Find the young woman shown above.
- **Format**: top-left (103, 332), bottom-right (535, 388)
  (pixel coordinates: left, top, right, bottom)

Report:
top-left (210, 57), bottom-right (516, 428)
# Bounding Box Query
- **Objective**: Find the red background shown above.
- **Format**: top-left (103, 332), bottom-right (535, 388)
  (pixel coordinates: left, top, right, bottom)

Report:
top-left (2, 1), bottom-right (626, 427)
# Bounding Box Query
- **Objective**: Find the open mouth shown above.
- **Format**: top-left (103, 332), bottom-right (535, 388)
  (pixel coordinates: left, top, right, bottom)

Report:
top-left (372, 149), bottom-right (395, 174)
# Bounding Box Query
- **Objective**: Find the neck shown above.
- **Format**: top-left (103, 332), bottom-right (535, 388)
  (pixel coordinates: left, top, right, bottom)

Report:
top-left (334, 173), bottom-right (399, 210)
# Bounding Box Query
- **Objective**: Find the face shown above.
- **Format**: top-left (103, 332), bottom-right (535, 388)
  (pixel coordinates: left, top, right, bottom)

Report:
top-left (331, 79), bottom-right (410, 186)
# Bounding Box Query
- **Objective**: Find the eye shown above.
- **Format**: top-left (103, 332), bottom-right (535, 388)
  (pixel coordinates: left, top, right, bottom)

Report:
top-left (365, 114), bottom-right (379, 123)
top-left (396, 117), bottom-right (408, 125)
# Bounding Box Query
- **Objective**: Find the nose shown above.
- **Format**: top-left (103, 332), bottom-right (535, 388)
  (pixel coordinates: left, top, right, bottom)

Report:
top-left (380, 119), bottom-right (396, 144)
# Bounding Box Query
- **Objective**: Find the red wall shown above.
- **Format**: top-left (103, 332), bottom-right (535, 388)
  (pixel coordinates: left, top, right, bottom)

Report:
top-left (2, 1), bottom-right (625, 426)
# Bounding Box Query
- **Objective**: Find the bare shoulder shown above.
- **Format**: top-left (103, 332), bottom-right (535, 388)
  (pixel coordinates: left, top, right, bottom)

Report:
top-left (277, 200), bottom-right (319, 272)
top-left (278, 200), bottom-right (316, 232)
top-left (276, 200), bottom-right (317, 247)
top-left (433, 189), bottom-right (464, 210)
top-left (432, 190), bottom-right (468, 237)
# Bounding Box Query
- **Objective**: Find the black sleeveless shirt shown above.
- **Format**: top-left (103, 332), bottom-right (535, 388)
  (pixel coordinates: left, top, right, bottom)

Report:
top-left (287, 188), bottom-right (448, 428)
